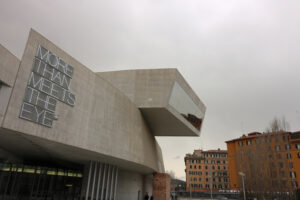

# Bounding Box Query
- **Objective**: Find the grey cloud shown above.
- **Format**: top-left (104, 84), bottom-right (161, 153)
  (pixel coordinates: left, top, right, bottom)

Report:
top-left (173, 155), bottom-right (180, 160)
top-left (1, 0), bottom-right (300, 181)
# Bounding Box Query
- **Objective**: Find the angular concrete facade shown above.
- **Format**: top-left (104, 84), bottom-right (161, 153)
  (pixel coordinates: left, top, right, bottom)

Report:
top-left (0, 29), bottom-right (206, 200)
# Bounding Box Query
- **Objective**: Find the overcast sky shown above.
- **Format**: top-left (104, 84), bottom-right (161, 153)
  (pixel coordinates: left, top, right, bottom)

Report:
top-left (1, 0), bottom-right (300, 180)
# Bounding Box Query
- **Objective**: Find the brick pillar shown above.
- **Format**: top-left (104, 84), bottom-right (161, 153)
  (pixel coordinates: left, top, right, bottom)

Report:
top-left (153, 173), bottom-right (170, 200)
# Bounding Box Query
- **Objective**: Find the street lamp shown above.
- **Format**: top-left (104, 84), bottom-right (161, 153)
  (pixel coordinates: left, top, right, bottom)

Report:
top-left (238, 172), bottom-right (246, 200)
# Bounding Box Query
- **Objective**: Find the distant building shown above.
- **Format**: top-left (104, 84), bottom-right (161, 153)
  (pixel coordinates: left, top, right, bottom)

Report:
top-left (184, 149), bottom-right (229, 192)
top-left (226, 131), bottom-right (300, 192)
top-left (170, 178), bottom-right (186, 193)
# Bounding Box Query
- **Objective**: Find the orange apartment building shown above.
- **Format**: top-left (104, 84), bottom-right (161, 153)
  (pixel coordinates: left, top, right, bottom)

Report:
top-left (184, 149), bottom-right (229, 192)
top-left (226, 131), bottom-right (300, 192)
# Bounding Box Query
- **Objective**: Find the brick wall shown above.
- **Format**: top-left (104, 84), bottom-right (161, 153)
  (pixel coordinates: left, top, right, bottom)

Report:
top-left (153, 173), bottom-right (170, 200)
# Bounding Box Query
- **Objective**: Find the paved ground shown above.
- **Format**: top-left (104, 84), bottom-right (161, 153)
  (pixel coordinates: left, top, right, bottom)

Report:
top-left (178, 198), bottom-right (232, 200)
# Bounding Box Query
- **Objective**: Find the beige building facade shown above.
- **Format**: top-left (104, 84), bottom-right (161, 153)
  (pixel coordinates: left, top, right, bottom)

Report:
top-left (0, 29), bottom-right (206, 199)
top-left (185, 149), bottom-right (229, 192)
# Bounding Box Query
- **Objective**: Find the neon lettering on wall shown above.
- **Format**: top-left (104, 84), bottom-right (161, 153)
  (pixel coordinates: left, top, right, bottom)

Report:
top-left (19, 45), bottom-right (76, 127)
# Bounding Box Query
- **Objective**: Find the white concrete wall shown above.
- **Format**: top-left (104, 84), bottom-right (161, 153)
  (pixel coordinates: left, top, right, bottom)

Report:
top-left (116, 169), bottom-right (152, 200)
top-left (0, 44), bottom-right (20, 125)
top-left (0, 44), bottom-right (20, 87)
top-left (1, 29), bottom-right (163, 174)
top-left (98, 69), bottom-right (206, 136)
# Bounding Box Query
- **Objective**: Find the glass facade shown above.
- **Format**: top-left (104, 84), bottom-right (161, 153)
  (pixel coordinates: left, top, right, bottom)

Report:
top-left (169, 82), bottom-right (204, 130)
top-left (0, 163), bottom-right (82, 200)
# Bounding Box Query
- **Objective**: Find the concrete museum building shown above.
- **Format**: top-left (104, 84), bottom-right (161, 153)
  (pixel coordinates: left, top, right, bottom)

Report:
top-left (0, 29), bottom-right (206, 200)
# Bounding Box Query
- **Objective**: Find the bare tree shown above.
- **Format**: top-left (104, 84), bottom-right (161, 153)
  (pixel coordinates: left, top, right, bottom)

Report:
top-left (265, 116), bottom-right (290, 133)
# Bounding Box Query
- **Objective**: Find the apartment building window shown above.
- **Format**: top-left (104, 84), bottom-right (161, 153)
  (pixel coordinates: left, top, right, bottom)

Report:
top-left (218, 185), bottom-right (222, 189)
top-left (255, 139), bottom-right (260, 144)
top-left (223, 166), bottom-right (226, 170)
top-left (206, 178), bottom-right (208, 182)
top-left (271, 171), bottom-right (277, 178)
top-left (205, 166), bottom-right (208, 170)
top-left (283, 135), bottom-right (289, 141)
top-left (198, 165), bottom-right (201, 169)
top-left (296, 144), bottom-right (300, 150)
top-left (279, 162), bottom-right (283, 169)
top-left (213, 172), bottom-right (215, 176)
top-left (290, 162), bottom-right (293, 169)
top-left (247, 141), bottom-right (251, 145)
top-left (268, 146), bottom-right (272, 151)
top-left (199, 178), bottom-right (201, 181)
top-left (285, 144), bottom-right (291, 150)
top-left (194, 165), bottom-right (196, 169)
top-left (205, 184), bottom-right (209, 188)
top-left (213, 184), bottom-right (217, 189)
top-left (190, 177), bottom-right (192, 181)
top-left (194, 178), bottom-right (197, 181)
top-left (272, 180), bottom-right (278, 187)
top-left (277, 154), bottom-right (282, 159)
top-left (290, 172), bottom-right (296, 178)
top-left (292, 181), bottom-right (298, 188)
top-left (298, 152), bottom-right (300, 158)
top-left (223, 160), bottom-right (226, 164)
top-left (219, 178), bottom-right (222, 182)
top-left (206, 172), bottom-right (208, 175)
top-left (212, 166), bottom-right (215, 170)
top-left (198, 172), bottom-right (202, 175)
top-left (190, 165), bottom-right (192, 169)
top-left (287, 153), bottom-right (292, 159)
top-left (238, 141), bottom-right (243, 146)
top-left (275, 145), bottom-right (280, 151)
top-left (224, 178), bottom-right (228, 182)
top-left (265, 138), bottom-right (271, 144)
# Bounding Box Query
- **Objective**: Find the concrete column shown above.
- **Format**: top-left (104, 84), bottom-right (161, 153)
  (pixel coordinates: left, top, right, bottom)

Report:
top-left (153, 173), bottom-right (171, 200)
top-left (81, 161), bottom-right (118, 200)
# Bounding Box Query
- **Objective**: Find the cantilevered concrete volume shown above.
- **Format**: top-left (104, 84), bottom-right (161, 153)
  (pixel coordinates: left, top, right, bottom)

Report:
top-left (0, 29), bottom-right (206, 200)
